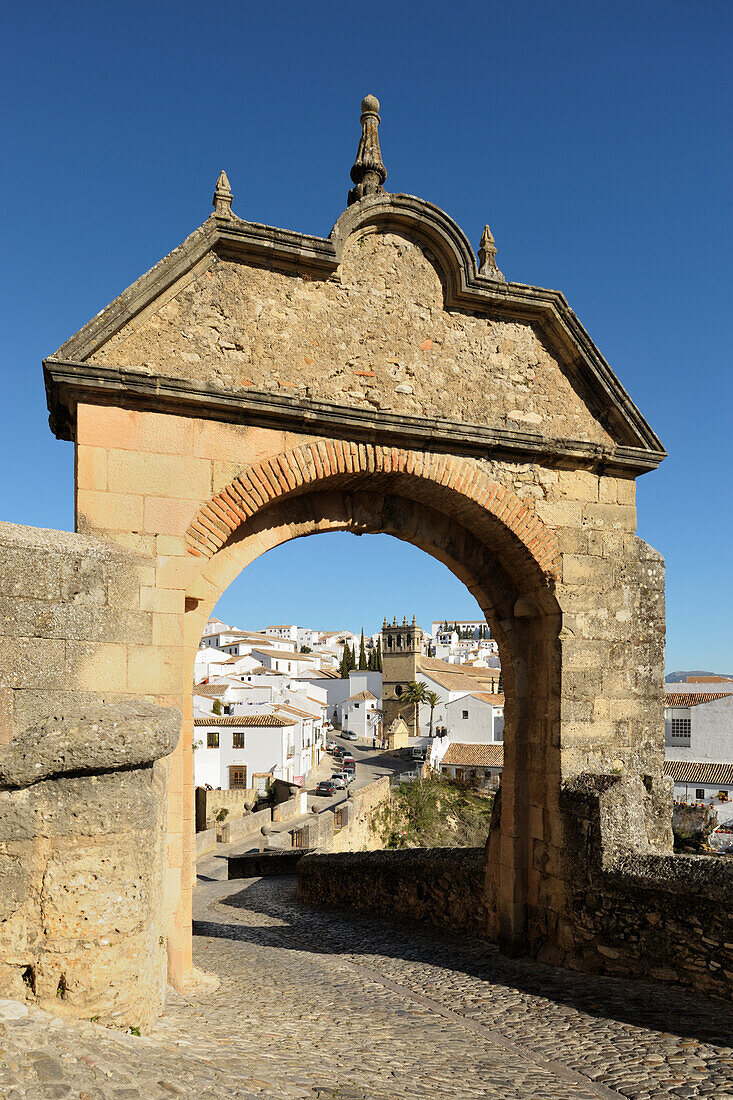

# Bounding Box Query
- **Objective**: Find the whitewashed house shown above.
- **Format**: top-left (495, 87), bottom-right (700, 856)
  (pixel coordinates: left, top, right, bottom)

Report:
top-left (434, 742), bottom-right (504, 787)
top-left (264, 624), bottom-right (299, 642)
top-left (664, 690), bottom-right (733, 818)
top-left (193, 713), bottom-right (298, 791)
top-left (445, 692), bottom-right (504, 742)
top-left (251, 646), bottom-right (319, 675)
top-left (342, 691), bottom-right (380, 741)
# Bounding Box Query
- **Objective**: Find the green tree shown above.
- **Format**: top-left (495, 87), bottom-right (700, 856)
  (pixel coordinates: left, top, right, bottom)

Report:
top-left (376, 637), bottom-right (383, 672)
top-left (358, 628), bottom-right (368, 670)
top-left (212, 698), bottom-right (222, 716)
top-left (401, 680), bottom-right (427, 738)
top-left (300, 645), bottom-right (312, 653)
top-left (424, 689), bottom-right (440, 738)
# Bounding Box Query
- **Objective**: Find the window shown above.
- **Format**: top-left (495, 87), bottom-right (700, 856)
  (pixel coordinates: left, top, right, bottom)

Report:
top-left (695, 789), bottom-right (705, 800)
top-left (207, 731), bottom-right (219, 748)
top-left (462, 710), bottom-right (469, 720)
top-left (232, 732), bottom-right (245, 748)
top-left (229, 766), bottom-right (248, 789)
top-left (395, 684), bottom-right (403, 697)
top-left (671, 717), bottom-right (691, 742)
top-left (354, 702), bottom-right (360, 709)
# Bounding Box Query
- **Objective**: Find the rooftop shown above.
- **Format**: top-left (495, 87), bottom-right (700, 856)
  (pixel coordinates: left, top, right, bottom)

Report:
top-left (665, 760), bottom-right (733, 786)
top-left (665, 693), bottom-right (733, 707)
top-left (441, 742), bottom-right (504, 767)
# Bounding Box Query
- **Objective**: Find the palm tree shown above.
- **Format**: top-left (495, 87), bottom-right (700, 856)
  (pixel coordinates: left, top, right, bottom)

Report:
top-left (424, 690), bottom-right (440, 738)
top-left (401, 680), bottom-right (427, 737)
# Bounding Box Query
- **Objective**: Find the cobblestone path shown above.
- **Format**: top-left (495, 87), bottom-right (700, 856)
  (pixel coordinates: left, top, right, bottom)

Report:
top-left (0, 857), bottom-right (732, 1098)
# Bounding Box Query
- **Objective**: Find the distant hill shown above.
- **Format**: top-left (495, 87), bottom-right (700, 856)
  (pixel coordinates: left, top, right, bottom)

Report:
top-left (665, 670), bottom-right (733, 683)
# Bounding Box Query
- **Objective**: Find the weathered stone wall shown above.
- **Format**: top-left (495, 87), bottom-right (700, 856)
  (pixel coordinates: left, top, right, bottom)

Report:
top-left (291, 777), bottom-right (390, 853)
top-left (195, 806), bottom-right (271, 857)
top-left (0, 523), bottom-right (180, 1027)
top-left (555, 775), bottom-right (733, 999)
top-left (0, 700), bottom-right (178, 1028)
top-left (90, 233), bottom-right (613, 447)
top-left (330, 775), bottom-right (391, 852)
top-left (297, 848), bottom-right (490, 937)
top-left (195, 786), bottom-right (257, 832)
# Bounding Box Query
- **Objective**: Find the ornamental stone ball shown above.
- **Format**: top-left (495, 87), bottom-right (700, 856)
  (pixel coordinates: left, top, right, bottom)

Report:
top-left (260, 823), bottom-right (271, 836)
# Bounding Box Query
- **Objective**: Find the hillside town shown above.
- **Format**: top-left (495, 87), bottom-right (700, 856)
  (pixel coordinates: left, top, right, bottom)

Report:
top-left (195, 615), bottom-right (733, 838)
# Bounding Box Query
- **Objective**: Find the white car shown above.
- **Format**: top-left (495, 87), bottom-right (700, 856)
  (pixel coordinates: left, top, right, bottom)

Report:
top-left (330, 774), bottom-right (347, 790)
top-left (341, 729), bottom-right (359, 741)
top-left (332, 770), bottom-right (355, 786)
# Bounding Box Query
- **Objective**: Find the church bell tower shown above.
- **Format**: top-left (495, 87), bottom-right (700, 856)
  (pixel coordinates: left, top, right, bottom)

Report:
top-left (381, 615), bottom-right (423, 734)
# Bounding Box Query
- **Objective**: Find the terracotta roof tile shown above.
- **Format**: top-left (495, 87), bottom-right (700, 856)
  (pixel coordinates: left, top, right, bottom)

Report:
top-left (441, 742), bottom-right (504, 767)
top-left (665, 760), bottom-right (733, 785)
top-left (664, 693), bottom-right (732, 707)
top-left (193, 714), bottom-right (296, 727)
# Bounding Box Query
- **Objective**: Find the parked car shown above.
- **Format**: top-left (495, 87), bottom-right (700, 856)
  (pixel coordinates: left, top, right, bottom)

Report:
top-left (341, 729), bottom-right (359, 741)
top-left (316, 780), bottom-right (335, 796)
top-left (332, 771), bottom-right (355, 786)
top-left (342, 755), bottom-right (356, 772)
top-left (411, 747), bottom-right (427, 761)
top-left (326, 740), bottom-right (339, 753)
top-left (330, 775), bottom-right (347, 790)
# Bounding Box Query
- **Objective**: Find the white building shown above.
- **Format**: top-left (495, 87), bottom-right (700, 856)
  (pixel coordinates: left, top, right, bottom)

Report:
top-left (413, 658), bottom-right (501, 739)
top-left (445, 692), bottom-right (504, 742)
top-left (264, 624), bottom-right (299, 642)
top-left (342, 690), bottom-right (380, 742)
top-left (251, 646), bottom-right (320, 675)
top-left (664, 690), bottom-right (733, 818)
top-left (293, 668), bottom-right (381, 728)
top-left (435, 742), bottom-right (504, 787)
top-left (193, 713), bottom-right (298, 791)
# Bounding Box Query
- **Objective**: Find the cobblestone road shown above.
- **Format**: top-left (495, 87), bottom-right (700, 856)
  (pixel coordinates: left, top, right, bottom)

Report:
top-left (1, 852), bottom-right (731, 1098)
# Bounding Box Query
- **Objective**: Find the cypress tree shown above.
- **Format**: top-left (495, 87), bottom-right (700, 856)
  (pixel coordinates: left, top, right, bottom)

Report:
top-left (376, 637), bottom-right (383, 672)
top-left (358, 628), bottom-right (368, 670)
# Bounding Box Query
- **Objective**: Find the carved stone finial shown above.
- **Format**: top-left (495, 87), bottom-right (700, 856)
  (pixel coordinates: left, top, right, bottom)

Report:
top-left (348, 94), bottom-right (387, 206)
top-left (478, 224), bottom-right (505, 282)
top-left (212, 170), bottom-right (233, 219)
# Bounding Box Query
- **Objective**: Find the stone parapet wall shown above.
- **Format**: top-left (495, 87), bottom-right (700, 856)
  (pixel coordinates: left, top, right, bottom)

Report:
top-left (330, 776), bottom-right (391, 852)
top-left (195, 786), bottom-right (257, 832)
top-left (0, 522), bottom-right (181, 1028)
top-left (297, 847), bottom-right (490, 937)
top-left (557, 775), bottom-right (733, 999)
top-left (291, 776), bottom-right (391, 853)
top-left (195, 807), bottom-right (271, 857)
top-left (0, 698), bottom-right (179, 1029)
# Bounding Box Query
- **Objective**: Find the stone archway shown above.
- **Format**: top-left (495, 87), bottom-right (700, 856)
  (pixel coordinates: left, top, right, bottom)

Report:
top-left (180, 446), bottom-right (563, 953)
top-left (6, 97), bottom-right (691, 1021)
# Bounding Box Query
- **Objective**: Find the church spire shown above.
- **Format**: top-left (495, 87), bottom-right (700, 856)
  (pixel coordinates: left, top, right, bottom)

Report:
top-left (348, 94), bottom-right (387, 206)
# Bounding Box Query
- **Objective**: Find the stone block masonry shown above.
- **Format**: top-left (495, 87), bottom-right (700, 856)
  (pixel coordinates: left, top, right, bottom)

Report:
top-left (0, 522), bottom-right (181, 1028)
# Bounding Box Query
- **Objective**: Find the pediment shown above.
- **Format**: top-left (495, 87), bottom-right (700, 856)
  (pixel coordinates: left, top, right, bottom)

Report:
top-left (45, 194), bottom-right (665, 473)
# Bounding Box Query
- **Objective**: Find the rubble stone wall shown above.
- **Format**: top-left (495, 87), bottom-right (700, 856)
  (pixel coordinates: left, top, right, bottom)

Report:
top-left (297, 848), bottom-right (490, 937)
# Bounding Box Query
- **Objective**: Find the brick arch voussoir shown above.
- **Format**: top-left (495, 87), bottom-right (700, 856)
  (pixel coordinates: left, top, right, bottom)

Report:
top-left (185, 441), bottom-right (560, 579)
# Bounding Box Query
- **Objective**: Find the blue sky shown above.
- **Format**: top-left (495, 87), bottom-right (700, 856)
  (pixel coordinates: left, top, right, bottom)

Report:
top-left (1, 1), bottom-right (731, 671)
